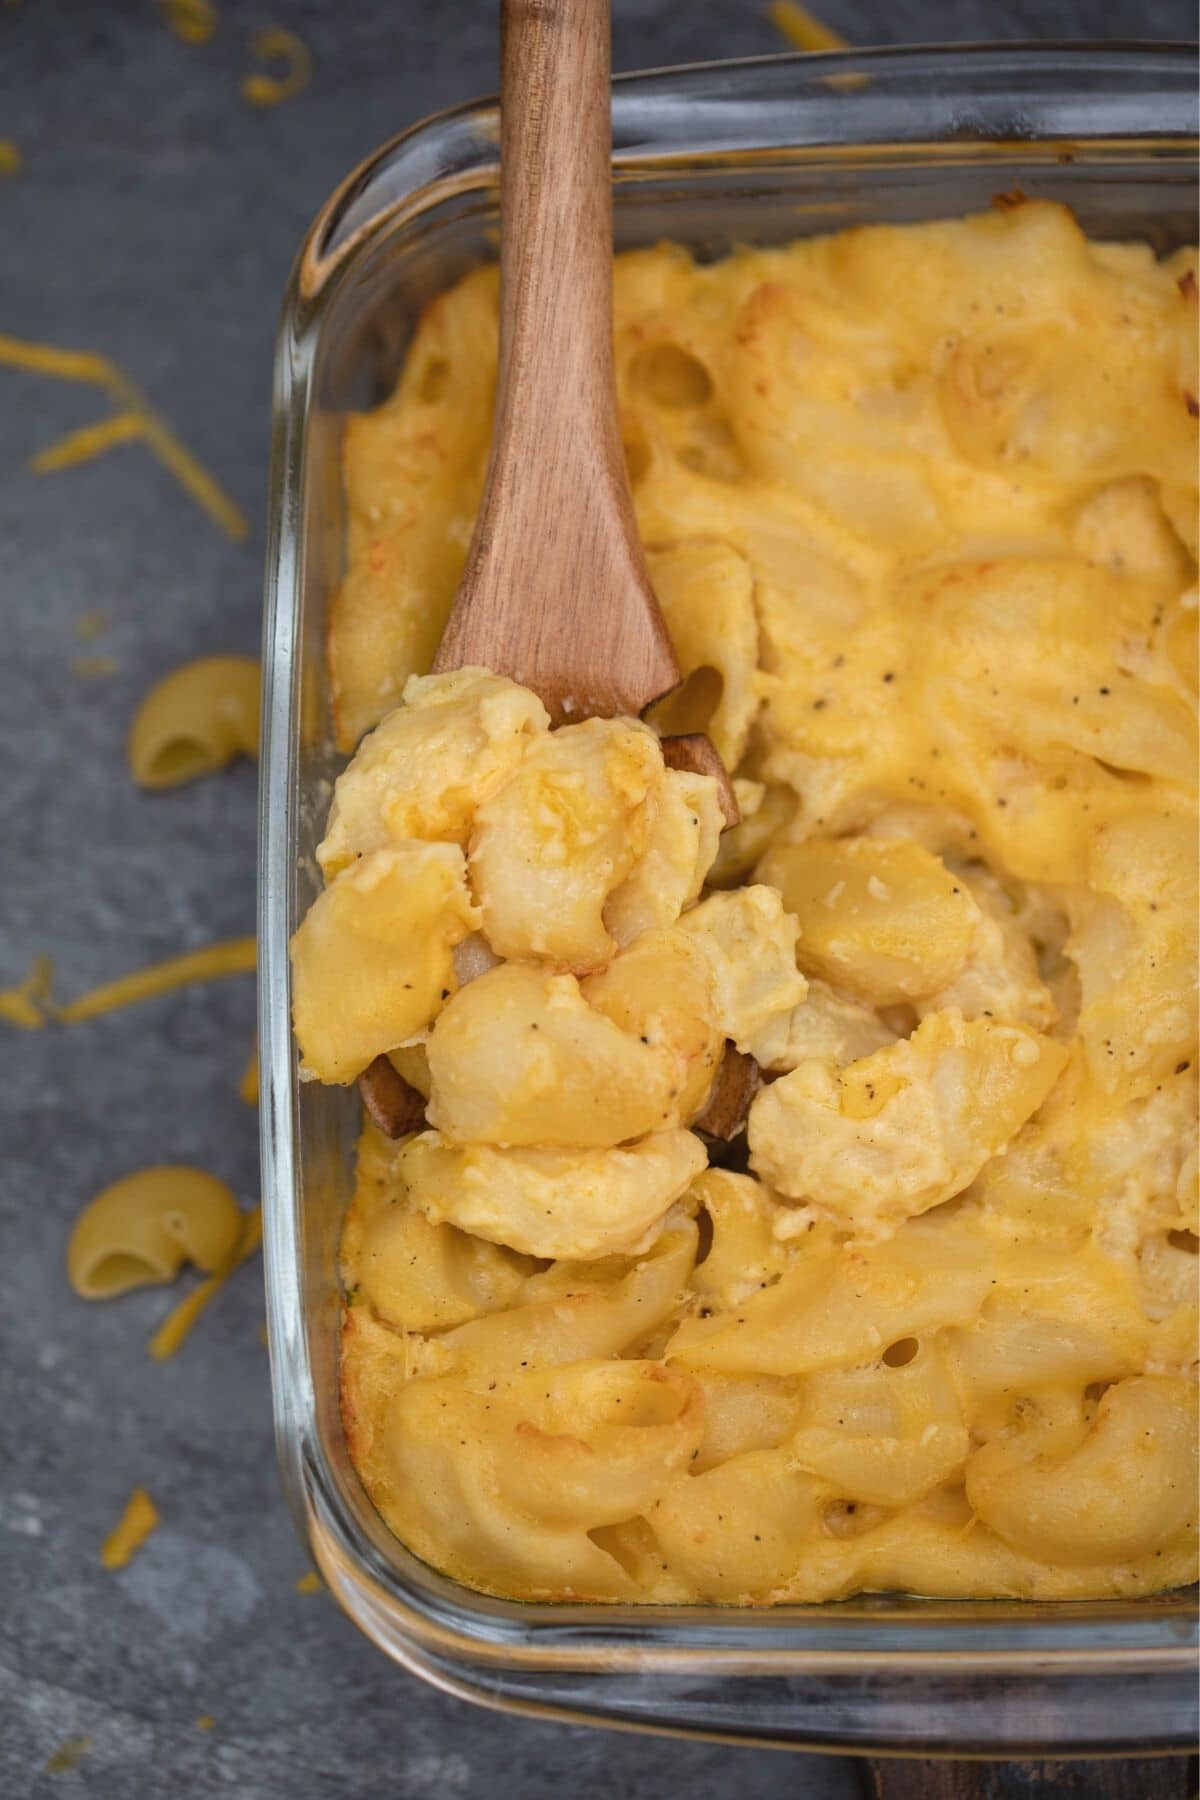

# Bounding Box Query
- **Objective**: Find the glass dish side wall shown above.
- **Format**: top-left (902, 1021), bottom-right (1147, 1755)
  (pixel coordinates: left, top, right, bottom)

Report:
top-left (260, 47), bottom-right (1200, 1750)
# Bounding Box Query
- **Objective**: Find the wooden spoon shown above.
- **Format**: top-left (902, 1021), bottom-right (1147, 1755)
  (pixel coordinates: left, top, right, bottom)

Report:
top-left (433, 0), bottom-right (734, 831)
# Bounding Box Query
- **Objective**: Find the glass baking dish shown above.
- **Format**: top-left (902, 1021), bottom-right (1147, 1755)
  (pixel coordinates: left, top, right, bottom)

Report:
top-left (259, 43), bottom-right (1200, 1753)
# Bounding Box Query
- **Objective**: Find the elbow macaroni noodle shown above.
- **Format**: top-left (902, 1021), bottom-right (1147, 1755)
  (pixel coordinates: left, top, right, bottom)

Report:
top-left (296, 205), bottom-right (1198, 1604)
top-left (67, 1166), bottom-right (242, 1299)
top-left (67, 1164), bottom-right (260, 1363)
top-left (128, 655), bottom-right (260, 790)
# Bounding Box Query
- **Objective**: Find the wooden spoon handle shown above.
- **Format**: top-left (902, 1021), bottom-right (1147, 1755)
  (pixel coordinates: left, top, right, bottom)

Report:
top-left (434, 0), bottom-right (680, 723)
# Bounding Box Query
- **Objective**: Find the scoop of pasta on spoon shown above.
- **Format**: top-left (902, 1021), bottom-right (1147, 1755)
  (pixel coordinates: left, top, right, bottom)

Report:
top-left (360, 0), bottom-right (746, 1138)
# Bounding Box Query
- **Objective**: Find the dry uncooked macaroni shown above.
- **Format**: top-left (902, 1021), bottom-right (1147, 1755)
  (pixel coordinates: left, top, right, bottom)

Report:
top-left (66, 1167), bottom-right (260, 1362)
top-left (302, 204), bottom-right (1198, 1604)
top-left (68, 1166), bottom-right (242, 1299)
top-left (128, 655), bottom-right (260, 789)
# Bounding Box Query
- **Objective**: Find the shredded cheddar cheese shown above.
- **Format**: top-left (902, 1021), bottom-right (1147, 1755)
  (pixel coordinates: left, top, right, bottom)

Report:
top-left (147, 1205), bottom-right (262, 1361)
top-left (159, 0), bottom-right (217, 44)
top-left (100, 1488), bottom-right (159, 1569)
top-left (0, 140), bottom-right (21, 176)
top-left (0, 333), bottom-right (117, 386)
top-left (0, 953), bottom-right (53, 1029)
top-left (295, 1570), bottom-right (322, 1594)
top-left (74, 610), bottom-right (109, 641)
top-left (240, 26), bottom-right (310, 107)
top-left (0, 333), bottom-right (248, 541)
top-left (44, 1737), bottom-right (91, 1775)
top-left (32, 411), bottom-right (145, 474)
top-left (768, 1), bottom-right (847, 52)
top-left (56, 937), bottom-right (255, 1024)
top-left (135, 412), bottom-right (248, 541)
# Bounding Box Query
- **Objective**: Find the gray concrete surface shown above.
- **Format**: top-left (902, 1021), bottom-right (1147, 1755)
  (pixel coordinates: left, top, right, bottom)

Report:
top-left (1, 2), bottom-right (1193, 1795)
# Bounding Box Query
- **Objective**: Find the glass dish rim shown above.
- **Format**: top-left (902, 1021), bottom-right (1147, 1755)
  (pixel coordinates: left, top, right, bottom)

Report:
top-left (294, 39), bottom-right (1200, 304)
top-left (259, 37), bottom-right (1200, 1703)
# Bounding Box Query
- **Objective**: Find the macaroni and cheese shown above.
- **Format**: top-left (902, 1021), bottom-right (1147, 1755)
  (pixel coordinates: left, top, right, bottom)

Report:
top-left (296, 203), bottom-right (1198, 1604)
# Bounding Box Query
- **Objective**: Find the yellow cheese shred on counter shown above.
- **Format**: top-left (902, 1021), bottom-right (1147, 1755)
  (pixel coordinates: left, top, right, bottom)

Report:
top-left (147, 1205), bottom-right (263, 1362)
top-left (44, 1736), bottom-right (91, 1775)
top-left (0, 332), bottom-right (248, 542)
top-left (2, 939), bottom-right (254, 1030)
top-left (159, 0), bottom-right (217, 45)
top-left (240, 27), bottom-right (311, 107)
top-left (100, 1488), bottom-right (159, 1570)
top-left (0, 954), bottom-right (54, 1028)
top-left (32, 410), bottom-right (145, 473)
top-left (767, 1), bottom-right (847, 52)
top-left (55, 937), bottom-right (256, 1024)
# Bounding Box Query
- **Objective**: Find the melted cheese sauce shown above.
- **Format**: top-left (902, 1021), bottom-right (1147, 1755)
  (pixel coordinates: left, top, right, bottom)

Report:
top-left (325, 206), bottom-right (1197, 1605)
